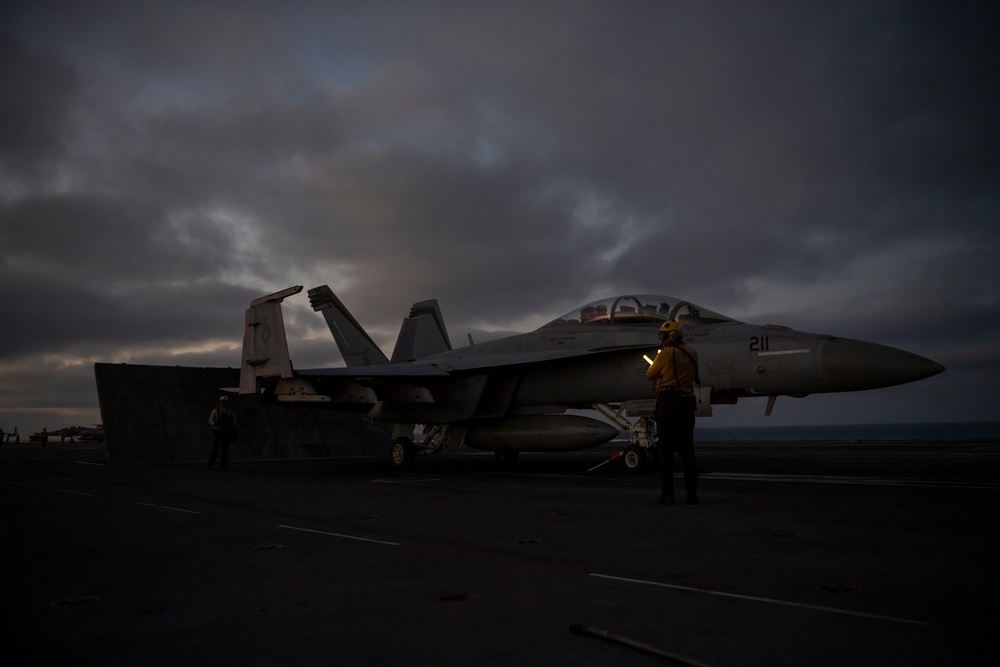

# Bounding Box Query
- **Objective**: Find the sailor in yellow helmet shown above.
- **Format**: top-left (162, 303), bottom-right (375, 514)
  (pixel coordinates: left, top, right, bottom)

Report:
top-left (646, 320), bottom-right (700, 504)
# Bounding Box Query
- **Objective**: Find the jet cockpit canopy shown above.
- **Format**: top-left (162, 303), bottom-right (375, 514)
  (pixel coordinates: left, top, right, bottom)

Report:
top-left (543, 294), bottom-right (735, 327)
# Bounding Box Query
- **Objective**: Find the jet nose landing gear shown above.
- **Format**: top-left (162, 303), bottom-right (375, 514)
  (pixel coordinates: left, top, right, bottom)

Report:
top-left (623, 444), bottom-right (656, 473)
top-left (590, 405), bottom-right (658, 474)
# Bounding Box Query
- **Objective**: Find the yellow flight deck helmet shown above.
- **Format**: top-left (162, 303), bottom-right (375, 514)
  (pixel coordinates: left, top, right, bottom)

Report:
top-left (658, 320), bottom-right (684, 339)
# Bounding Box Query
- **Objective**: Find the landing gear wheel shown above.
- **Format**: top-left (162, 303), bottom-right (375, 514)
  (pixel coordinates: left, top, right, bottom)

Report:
top-left (623, 445), bottom-right (648, 474)
top-left (390, 437), bottom-right (416, 469)
top-left (494, 450), bottom-right (520, 465)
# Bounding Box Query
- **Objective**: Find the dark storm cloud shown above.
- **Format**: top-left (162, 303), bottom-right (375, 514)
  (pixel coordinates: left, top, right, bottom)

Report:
top-left (262, 145), bottom-right (624, 321)
top-left (0, 36), bottom-right (81, 175)
top-left (0, 265), bottom-right (257, 360)
top-left (0, 189), bottom-right (263, 360)
top-left (380, 1), bottom-right (1000, 305)
top-left (1, 1), bottom-right (998, 433)
top-left (119, 1), bottom-right (280, 69)
top-left (0, 190), bottom-right (267, 290)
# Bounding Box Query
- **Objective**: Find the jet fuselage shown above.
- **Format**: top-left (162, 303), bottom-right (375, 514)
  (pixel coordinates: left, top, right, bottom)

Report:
top-left (239, 288), bottom-right (944, 463)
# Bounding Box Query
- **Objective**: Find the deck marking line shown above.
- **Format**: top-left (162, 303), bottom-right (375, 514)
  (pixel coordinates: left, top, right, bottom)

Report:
top-left (704, 472), bottom-right (999, 490)
top-left (278, 524), bottom-right (401, 546)
top-left (57, 489), bottom-right (95, 497)
top-left (137, 502), bottom-right (200, 514)
top-left (371, 477), bottom-right (441, 484)
top-left (589, 573), bottom-right (931, 626)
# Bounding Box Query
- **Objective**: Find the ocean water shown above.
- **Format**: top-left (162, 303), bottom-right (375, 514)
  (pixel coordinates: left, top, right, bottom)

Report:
top-left (694, 422), bottom-right (1000, 443)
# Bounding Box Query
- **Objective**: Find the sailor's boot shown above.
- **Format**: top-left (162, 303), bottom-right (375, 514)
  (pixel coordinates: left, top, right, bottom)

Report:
top-left (685, 473), bottom-right (699, 505)
top-left (658, 454), bottom-right (676, 505)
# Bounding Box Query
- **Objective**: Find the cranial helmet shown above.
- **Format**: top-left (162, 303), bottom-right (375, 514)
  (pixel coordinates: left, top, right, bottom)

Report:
top-left (658, 320), bottom-right (684, 339)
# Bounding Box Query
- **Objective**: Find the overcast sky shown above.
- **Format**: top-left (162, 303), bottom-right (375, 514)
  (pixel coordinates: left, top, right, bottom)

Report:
top-left (2, 1), bottom-right (997, 437)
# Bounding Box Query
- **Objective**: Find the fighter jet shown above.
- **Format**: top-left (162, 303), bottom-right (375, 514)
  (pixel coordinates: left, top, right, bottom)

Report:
top-left (239, 286), bottom-right (944, 470)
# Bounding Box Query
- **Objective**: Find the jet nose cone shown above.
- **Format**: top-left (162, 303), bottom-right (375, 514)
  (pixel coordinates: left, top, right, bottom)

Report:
top-left (819, 338), bottom-right (945, 391)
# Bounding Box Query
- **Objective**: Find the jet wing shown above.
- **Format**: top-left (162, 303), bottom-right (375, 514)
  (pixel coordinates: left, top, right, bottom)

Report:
top-left (280, 345), bottom-right (657, 423)
top-left (297, 364), bottom-right (452, 378)
top-left (296, 344), bottom-right (654, 378)
top-left (433, 345), bottom-right (655, 372)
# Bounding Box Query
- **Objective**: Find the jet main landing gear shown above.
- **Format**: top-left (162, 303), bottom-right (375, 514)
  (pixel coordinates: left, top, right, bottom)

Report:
top-left (390, 437), bottom-right (416, 469)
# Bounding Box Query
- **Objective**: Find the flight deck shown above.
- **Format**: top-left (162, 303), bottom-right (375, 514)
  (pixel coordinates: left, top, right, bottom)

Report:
top-left (2, 439), bottom-right (997, 666)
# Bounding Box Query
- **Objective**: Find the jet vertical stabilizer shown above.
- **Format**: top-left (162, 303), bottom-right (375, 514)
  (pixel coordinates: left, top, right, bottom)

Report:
top-left (240, 286), bottom-right (302, 395)
top-left (391, 299), bottom-right (453, 362)
top-left (308, 285), bottom-right (389, 367)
